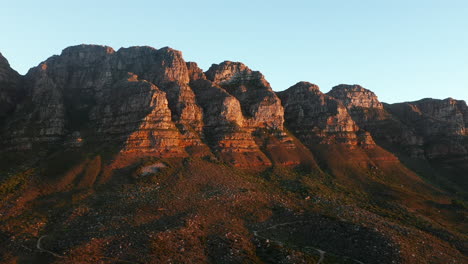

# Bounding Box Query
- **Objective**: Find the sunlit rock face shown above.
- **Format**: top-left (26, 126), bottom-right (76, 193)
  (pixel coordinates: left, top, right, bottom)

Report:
top-left (186, 62), bottom-right (298, 167)
top-left (0, 44), bottom-right (467, 173)
top-left (278, 82), bottom-right (374, 147)
top-left (206, 61), bottom-right (284, 130)
top-left (1, 45), bottom-right (195, 154)
top-left (327, 84), bottom-right (425, 158)
top-left (0, 45), bottom-right (303, 166)
top-left (328, 84), bottom-right (384, 109)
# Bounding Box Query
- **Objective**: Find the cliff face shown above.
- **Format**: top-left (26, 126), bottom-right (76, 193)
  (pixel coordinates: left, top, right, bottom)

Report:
top-left (1, 45), bottom-right (193, 154)
top-left (0, 45), bottom-right (467, 180)
top-left (205, 61), bottom-right (284, 129)
top-left (278, 82), bottom-right (374, 147)
top-left (327, 84), bottom-right (425, 158)
top-left (327, 84), bottom-right (384, 109)
top-left (328, 84), bottom-right (467, 189)
top-left (0, 52), bottom-right (21, 121)
top-left (189, 61), bottom-right (310, 166)
top-left (387, 99), bottom-right (468, 178)
top-left (0, 46), bottom-right (307, 167)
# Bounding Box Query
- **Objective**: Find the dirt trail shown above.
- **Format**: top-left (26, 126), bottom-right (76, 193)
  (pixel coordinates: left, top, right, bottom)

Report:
top-left (36, 236), bottom-right (65, 258)
top-left (253, 221), bottom-right (364, 264)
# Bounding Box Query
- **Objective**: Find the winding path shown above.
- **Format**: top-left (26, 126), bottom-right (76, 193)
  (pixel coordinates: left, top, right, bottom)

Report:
top-left (252, 221), bottom-right (364, 264)
top-left (36, 236), bottom-right (65, 258)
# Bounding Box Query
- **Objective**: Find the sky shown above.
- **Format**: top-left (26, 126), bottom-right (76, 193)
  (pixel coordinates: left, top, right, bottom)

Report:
top-left (1, 0), bottom-right (467, 103)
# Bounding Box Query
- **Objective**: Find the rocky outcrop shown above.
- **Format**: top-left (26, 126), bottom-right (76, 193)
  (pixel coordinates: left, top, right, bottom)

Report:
top-left (387, 98), bottom-right (468, 159)
top-left (0, 46), bottom-right (296, 167)
top-left (206, 61), bottom-right (284, 129)
top-left (201, 61), bottom-right (309, 166)
top-left (0, 52), bottom-right (21, 121)
top-left (327, 84), bottom-right (467, 189)
top-left (186, 62), bottom-right (277, 166)
top-left (327, 84), bottom-right (424, 158)
top-left (0, 44), bottom-right (467, 177)
top-left (327, 84), bottom-right (383, 109)
top-left (112, 46), bottom-right (206, 151)
top-left (278, 82), bottom-right (374, 147)
top-left (1, 45), bottom-right (196, 154)
top-left (90, 74), bottom-right (185, 155)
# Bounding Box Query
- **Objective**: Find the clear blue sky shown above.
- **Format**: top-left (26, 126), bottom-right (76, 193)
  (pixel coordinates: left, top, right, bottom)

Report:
top-left (1, 0), bottom-right (467, 103)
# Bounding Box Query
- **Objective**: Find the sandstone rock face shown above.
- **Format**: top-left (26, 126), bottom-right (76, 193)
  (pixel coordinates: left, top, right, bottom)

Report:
top-left (0, 44), bottom-right (467, 177)
top-left (90, 74), bottom-right (185, 155)
top-left (327, 84), bottom-right (424, 158)
top-left (0, 46), bottom-right (293, 166)
top-left (0, 52), bottom-right (21, 121)
top-left (202, 61), bottom-right (310, 166)
top-left (112, 46), bottom-right (206, 150)
top-left (1, 45), bottom-right (195, 154)
top-left (327, 84), bottom-right (467, 189)
top-left (278, 82), bottom-right (374, 147)
top-left (206, 61), bottom-right (284, 129)
top-left (328, 84), bottom-right (383, 109)
top-left (387, 98), bottom-right (468, 160)
top-left (188, 65), bottom-right (272, 167)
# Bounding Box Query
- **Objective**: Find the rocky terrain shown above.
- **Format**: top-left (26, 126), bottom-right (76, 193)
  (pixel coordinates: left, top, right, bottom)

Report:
top-left (0, 45), bottom-right (466, 263)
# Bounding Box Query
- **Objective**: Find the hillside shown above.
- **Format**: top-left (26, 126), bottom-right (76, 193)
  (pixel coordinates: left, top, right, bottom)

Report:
top-left (0, 45), bottom-right (466, 263)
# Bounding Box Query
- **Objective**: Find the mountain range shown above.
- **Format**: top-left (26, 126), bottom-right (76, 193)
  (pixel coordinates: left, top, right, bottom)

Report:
top-left (0, 45), bottom-right (466, 263)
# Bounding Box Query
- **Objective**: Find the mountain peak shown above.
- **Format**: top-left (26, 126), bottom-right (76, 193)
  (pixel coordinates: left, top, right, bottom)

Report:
top-left (205, 61), bottom-right (264, 84)
top-left (285, 81), bottom-right (321, 93)
top-left (62, 44), bottom-right (115, 55)
top-left (328, 84), bottom-right (383, 109)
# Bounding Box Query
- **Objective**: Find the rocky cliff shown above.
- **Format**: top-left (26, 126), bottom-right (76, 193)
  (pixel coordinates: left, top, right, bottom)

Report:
top-left (328, 84), bottom-right (468, 190)
top-left (0, 46), bottom-right (310, 167)
top-left (278, 82), bottom-right (374, 147)
top-left (0, 44), bottom-right (467, 179)
top-left (327, 84), bottom-right (425, 157)
top-left (0, 52), bottom-right (21, 122)
top-left (0, 45), bottom-right (467, 264)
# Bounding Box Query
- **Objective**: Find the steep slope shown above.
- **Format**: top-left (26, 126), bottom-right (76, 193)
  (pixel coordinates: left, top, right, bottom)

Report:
top-left (278, 82), bottom-right (373, 147)
top-left (0, 52), bottom-right (21, 123)
top-left (1, 46), bottom-right (317, 168)
top-left (278, 83), bottom-right (461, 235)
top-left (327, 84), bottom-right (424, 157)
top-left (387, 98), bottom-right (468, 191)
top-left (328, 85), bottom-right (468, 193)
top-left (189, 61), bottom-right (318, 167)
top-left (2, 46), bottom-right (189, 155)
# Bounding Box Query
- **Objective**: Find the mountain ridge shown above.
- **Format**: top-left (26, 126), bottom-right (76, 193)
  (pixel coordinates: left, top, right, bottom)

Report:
top-left (0, 44), bottom-right (466, 263)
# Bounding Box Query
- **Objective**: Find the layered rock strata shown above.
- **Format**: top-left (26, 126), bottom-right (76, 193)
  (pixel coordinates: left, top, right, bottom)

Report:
top-left (387, 98), bottom-right (468, 160)
top-left (327, 84), bottom-right (424, 157)
top-left (278, 82), bottom-right (374, 147)
top-left (1, 44), bottom-right (467, 176)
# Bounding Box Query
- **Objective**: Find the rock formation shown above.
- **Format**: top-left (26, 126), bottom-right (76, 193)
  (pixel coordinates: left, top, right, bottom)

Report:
top-left (327, 84), bottom-right (425, 157)
top-left (0, 44), bottom-right (467, 182)
top-left (0, 52), bottom-right (21, 122)
top-left (0, 45), bottom-right (467, 264)
top-left (278, 82), bottom-right (374, 147)
top-left (0, 46), bottom-right (303, 166)
top-left (328, 84), bottom-right (467, 189)
top-left (205, 61), bottom-right (284, 129)
top-left (387, 98), bottom-right (468, 187)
